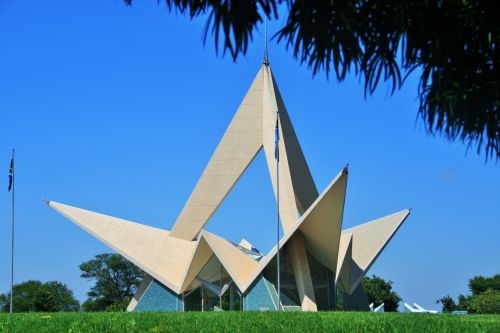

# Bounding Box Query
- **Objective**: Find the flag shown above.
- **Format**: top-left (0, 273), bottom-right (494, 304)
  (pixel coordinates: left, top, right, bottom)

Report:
top-left (8, 157), bottom-right (13, 192)
top-left (274, 118), bottom-right (279, 161)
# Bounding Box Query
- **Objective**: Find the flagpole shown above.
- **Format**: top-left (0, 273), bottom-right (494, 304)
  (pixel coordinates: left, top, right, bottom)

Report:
top-left (275, 115), bottom-right (281, 311)
top-left (10, 149), bottom-right (15, 314)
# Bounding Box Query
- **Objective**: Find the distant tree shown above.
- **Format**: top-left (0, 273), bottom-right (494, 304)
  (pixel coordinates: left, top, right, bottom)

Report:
top-left (438, 273), bottom-right (500, 314)
top-left (362, 275), bottom-right (401, 312)
top-left (436, 295), bottom-right (457, 313)
top-left (125, 0), bottom-right (500, 160)
top-left (468, 274), bottom-right (500, 295)
top-left (0, 280), bottom-right (79, 312)
top-left (80, 253), bottom-right (144, 312)
top-left (33, 281), bottom-right (80, 312)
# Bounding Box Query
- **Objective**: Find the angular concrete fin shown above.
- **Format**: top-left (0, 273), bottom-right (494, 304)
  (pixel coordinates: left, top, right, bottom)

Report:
top-left (345, 209), bottom-right (410, 293)
top-left (335, 233), bottom-right (352, 295)
top-left (201, 231), bottom-right (260, 291)
top-left (288, 233), bottom-right (317, 311)
top-left (259, 66), bottom-right (320, 311)
top-left (240, 169), bottom-right (347, 293)
top-left (261, 66), bottom-right (318, 233)
top-left (179, 236), bottom-right (214, 293)
top-left (48, 201), bottom-right (195, 293)
top-left (270, 71), bottom-right (319, 214)
top-left (299, 169), bottom-right (348, 273)
top-left (170, 66), bottom-right (265, 240)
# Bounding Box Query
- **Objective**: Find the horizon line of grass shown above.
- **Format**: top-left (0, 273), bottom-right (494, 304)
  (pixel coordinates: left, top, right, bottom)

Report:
top-left (0, 311), bottom-right (499, 333)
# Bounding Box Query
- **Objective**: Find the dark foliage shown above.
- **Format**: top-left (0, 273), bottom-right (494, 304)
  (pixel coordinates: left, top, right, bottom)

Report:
top-left (469, 274), bottom-right (500, 295)
top-left (468, 289), bottom-right (500, 314)
top-left (80, 253), bottom-right (144, 312)
top-left (0, 280), bottom-right (80, 312)
top-left (436, 294), bottom-right (457, 313)
top-left (361, 275), bottom-right (401, 312)
top-left (438, 273), bottom-right (500, 314)
top-left (124, 0), bottom-right (500, 160)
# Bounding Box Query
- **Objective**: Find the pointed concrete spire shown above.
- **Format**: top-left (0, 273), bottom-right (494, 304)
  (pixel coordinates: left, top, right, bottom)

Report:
top-left (240, 168), bottom-right (347, 287)
top-left (170, 67), bottom-right (265, 241)
top-left (260, 66), bottom-right (323, 311)
top-left (171, 64), bottom-right (319, 240)
top-left (262, 66), bottom-right (319, 233)
top-left (47, 201), bottom-right (196, 293)
top-left (299, 169), bottom-right (348, 272)
top-left (345, 209), bottom-right (410, 293)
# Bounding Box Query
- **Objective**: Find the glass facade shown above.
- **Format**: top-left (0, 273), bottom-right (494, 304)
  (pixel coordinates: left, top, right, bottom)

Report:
top-left (262, 245), bottom-right (300, 307)
top-left (260, 245), bottom-right (336, 311)
top-left (307, 253), bottom-right (335, 311)
top-left (335, 283), bottom-right (347, 311)
top-left (184, 287), bottom-right (202, 311)
top-left (134, 279), bottom-right (183, 312)
top-left (134, 247), bottom-right (341, 312)
top-left (243, 275), bottom-right (278, 311)
top-left (183, 255), bottom-right (243, 311)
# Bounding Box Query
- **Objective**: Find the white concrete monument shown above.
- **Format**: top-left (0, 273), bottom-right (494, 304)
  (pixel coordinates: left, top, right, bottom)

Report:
top-left (47, 62), bottom-right (410, 312)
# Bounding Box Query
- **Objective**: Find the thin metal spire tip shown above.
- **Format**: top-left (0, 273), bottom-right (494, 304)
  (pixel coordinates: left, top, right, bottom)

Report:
top-left (263, 16), bottom-right (269, 66)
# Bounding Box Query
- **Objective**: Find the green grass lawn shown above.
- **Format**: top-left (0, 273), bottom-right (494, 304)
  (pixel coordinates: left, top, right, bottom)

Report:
top-left (0, 312), bottom-right (499, 333)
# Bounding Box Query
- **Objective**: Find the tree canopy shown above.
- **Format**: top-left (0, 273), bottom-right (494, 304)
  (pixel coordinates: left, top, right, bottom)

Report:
top-left (468, 274), bottom-right (500, 295)
top-left (80, 253), bottom-right (144, 312)
top-left (361, 275), bottom-right (401, 312)
top-left (437, 273), bottom-right (500, 314)
top-left (0, 280), bottom-right (79, 312)
top-left (125, 0), bottom-right (499, 160)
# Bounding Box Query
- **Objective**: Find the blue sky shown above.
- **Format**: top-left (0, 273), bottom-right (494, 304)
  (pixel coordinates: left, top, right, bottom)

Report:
top-left (0, 0), bottom-right (498, 310)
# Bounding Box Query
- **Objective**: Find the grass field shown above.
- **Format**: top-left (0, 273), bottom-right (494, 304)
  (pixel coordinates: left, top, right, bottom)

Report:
top-left (0, 312), bottom-right (499, 333)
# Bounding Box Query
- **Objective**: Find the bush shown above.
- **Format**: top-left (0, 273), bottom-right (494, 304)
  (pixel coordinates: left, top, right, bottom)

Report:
top-left (468, 289), bottom-right (500, 314)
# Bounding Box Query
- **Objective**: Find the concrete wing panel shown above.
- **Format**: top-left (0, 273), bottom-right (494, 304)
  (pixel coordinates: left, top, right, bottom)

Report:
top-left (261, 66), bottom-right (320, 311)
top-left (344, 209), bottom-right (410, 293)
top-left (201, 231), bottom-right (259, 291)
top-left (240, 168), bottom-right (347, 292)
top-left (179, 236), bottom-right (214, 293)
top-left (270, 71), bottom-right (318, 214)
top-left (261, 66), bottom-right (318, 233)
top-left (262, 66), bottom-right (298, 233)
top-left (335, 233), bottom-right (352, 295)
top-left (299, 169), bottom-right (348, 273)
top-left (170, 67), bottom-right (265, 241)
top-left (288, 232), bottom-right (317, 311)
top-left (48, 201), bottom-right (195, 293)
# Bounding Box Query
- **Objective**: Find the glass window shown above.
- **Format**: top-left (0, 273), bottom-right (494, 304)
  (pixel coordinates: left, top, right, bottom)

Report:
top-left (221, 284), bottom-right (242, 311)
top-left (202, 286), bottom-right (220, 311)
top-left (184, 287), bottom-right (202, 311)
top-left (307, 252), bottom-right (335, 311)
top-left (262, 245), bottom-right (300, 307)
